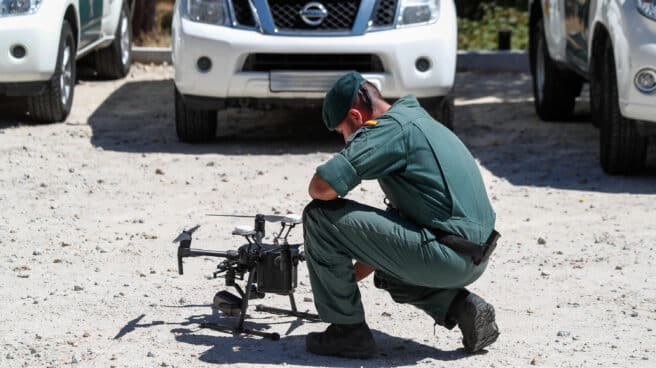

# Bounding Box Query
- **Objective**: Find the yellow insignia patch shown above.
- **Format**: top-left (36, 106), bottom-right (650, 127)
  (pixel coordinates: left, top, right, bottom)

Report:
top-left (364, 120), bottom-right (378, 126)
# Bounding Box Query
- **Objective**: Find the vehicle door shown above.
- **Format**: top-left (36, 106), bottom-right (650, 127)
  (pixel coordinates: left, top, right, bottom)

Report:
top-left (78, 0), bottom-right (104, 49)
top-left (564, 0), bottom-right (591, 74)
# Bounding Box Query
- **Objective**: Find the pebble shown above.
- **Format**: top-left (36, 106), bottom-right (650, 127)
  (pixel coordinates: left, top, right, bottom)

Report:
top-left (179, 297), bottom-right (186, 304)
top-left (71, 355), bottom-right (79, 364)
top-left (537, 237), bottom-right (546, 245)
top-left (147, 351), bottom-right (156, 358)
top-left (530, 356), bottom-right (539, 365)
top-left (557, 330), bottom-right (571, 337)
top-left (33, 249), bottom-right (42, 256)
top-left (6, 353), bottom-right (13, 359)
top-left (155, 169), bottom-right (164, 175)
top-left (74, 285), bottom-right (84, 291)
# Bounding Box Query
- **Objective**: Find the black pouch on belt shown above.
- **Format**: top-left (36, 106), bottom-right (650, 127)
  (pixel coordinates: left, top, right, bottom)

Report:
top-left (430, 229), bottom-right (501, 265)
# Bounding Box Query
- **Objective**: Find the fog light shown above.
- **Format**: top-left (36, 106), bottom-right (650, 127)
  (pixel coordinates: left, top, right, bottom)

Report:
top-left (415, 57), bottom-right (431, 72)
top-left (197, 56), bottom-right (212, 72)
top-left (634, 68), bottom-right (656, 94)
top-left (10, 44), bottom-right (26, 59)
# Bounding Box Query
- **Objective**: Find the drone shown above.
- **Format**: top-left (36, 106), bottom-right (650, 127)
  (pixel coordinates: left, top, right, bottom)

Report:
top-left (172, 213), bottom-right (319, 340)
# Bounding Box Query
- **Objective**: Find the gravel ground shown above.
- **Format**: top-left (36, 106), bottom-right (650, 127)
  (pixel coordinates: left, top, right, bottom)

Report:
top-left (0, 65), bottom-right (655, 368)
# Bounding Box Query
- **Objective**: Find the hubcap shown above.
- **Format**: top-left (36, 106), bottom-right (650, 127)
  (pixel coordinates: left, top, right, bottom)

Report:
top-left (120, 12), bottom-right (130, 66)
top-left (60, 43), bottom-right (72, 106)
top-left (536, 35), bottom-right (545, 103)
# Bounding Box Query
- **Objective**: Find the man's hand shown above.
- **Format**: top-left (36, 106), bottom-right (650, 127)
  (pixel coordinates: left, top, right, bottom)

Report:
top-left (354, 261), bottom-right (375, 282)
top-left (308, 173), bottom-right (338, 200)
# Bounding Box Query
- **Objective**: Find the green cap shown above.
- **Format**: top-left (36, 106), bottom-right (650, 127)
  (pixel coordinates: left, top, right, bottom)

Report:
top-left (322, 71), bottom-right (365, 131)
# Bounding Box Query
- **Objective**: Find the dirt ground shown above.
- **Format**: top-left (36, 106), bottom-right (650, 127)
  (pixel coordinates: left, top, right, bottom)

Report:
top-left (1, 65), bottom-right (655, 368)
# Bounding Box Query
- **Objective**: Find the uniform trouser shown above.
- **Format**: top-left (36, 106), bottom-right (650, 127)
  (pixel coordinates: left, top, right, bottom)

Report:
top-left (303, 199), bottom-right (488, 329)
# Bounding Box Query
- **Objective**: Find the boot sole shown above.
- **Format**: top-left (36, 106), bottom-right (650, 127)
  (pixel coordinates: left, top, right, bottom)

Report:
top-left (462, 298), bottom-right (499, 353)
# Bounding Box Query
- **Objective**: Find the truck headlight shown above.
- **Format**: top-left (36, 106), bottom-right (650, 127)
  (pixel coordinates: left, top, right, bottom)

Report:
top-left (398, 0), bottom-right (440, 26)
top-left (0, 0), bottom-right (42, 16)
top-left (186, 0), bottom-right (230, 26)
top-left (637, 0), bottom-right (656, 20)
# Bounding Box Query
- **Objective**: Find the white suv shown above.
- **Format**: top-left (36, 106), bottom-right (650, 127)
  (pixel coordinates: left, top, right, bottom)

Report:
top-left (0, 0), bottom-right (133, 122)
top-left (529, 0), bottom-right (656, 174)
top-left (172, 0), bottom-right (457, 142)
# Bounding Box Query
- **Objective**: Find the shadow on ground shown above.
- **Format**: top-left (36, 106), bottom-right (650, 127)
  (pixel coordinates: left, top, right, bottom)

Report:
top-left (115, 311), bottom-right (477, 367)
top-left (455, 72), bottom-right (656, 194)
top-left (3, 72), bottom-right (654, 193)
top-left (86, 79), bottom-right (343, 155)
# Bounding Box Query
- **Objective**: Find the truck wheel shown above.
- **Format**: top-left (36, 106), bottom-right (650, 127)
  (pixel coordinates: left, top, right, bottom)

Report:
top-left (599, 41), bottom-right (647, 175)
top-left (95, 2), bottom-right (132, 79)
top-left (420, 96), bottom-right (454, 131)
top-left (175, 88), bottom-right (217, 143)
top-left (27, 21), bottom-right (76, 123)
top-left (530, 19), bottom-right (582, 121)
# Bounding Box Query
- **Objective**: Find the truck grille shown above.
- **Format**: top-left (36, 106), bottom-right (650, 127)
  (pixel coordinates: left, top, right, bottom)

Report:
top-left (242, 53), bottom-right (384, 72)
top-left (268, 0), bottom-right (361, 31)
top-left (371, 0), bottom-right (397, 27)
top-left (232, 0), bottom-right (256, 27)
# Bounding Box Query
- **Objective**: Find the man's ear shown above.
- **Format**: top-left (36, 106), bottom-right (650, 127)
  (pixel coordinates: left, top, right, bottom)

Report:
top-left (347, 108), bottom-right (365, 126)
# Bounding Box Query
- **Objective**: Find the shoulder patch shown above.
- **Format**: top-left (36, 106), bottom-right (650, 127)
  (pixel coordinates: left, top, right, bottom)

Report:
top-left (364, 120), bottom-right (378, 126)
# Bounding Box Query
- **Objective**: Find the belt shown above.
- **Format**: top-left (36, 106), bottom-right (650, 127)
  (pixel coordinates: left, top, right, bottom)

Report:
top-left (430, 229), bottom-right (500, 266)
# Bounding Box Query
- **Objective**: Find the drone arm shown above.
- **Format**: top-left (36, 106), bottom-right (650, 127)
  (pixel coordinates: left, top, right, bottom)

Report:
top-left (177, 243), bottom-right (235, 275)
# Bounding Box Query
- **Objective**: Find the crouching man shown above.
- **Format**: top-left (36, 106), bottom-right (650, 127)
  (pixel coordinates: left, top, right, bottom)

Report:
top-left (303, 72), bottom-right (500, 359)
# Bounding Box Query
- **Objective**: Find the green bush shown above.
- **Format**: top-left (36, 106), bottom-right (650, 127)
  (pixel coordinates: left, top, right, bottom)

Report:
top-left (458, 3), bottom-right (529, 50)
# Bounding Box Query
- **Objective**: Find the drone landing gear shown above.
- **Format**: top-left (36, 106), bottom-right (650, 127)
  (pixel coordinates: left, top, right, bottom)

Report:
top-left (201, 270), bottom-right (320, 340)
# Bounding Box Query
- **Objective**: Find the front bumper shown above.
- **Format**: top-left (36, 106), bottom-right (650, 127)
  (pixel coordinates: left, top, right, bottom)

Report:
top-left (617, 9), bottom-right (656, 123)
top-left (621, 42), bottom-right (656, 123)
top-left (0, 10), bottom-right (62, 84)
top-left (172, 5), bottom-right (457, 100)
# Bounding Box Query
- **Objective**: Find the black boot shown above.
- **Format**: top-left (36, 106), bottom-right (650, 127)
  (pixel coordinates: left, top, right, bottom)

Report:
top-left (449, 291), bottom-right (499, 353)
top-left (306, 322), bottom-right (377, 359)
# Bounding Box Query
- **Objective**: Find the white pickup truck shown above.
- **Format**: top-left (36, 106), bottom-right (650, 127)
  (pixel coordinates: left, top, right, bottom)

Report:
top-left (0, 0), bottom-right (133, 122)
top-left (172, 0), bottom-right (457, 142)
top-left (529, 0), bottom-right (655, 174)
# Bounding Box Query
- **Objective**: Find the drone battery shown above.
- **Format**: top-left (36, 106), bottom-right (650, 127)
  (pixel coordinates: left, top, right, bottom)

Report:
top-left (256, 246), bottom-right (298, 294)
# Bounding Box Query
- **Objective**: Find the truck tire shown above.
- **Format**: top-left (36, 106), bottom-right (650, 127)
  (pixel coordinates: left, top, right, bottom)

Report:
top-left (530, 19), bottom-right (583, 121)
top-left (599, 41), bottom-right (647, 175)
top-left (175, 88), bottom-right (217, 143)
top-left (27, 21), bottom-right (76, 123)
top-left (419, 95), bottom-right (454, 131)
top-left (95, 2), bottom-right (132, 79)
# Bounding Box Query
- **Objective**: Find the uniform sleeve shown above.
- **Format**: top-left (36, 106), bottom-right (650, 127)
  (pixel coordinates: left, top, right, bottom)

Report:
top-left (316, 123), bottom-right (407, 197)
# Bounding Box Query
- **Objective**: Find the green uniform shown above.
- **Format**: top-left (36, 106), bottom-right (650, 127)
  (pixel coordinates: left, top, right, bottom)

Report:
top-left (304, 95), bottom-right (495, 328)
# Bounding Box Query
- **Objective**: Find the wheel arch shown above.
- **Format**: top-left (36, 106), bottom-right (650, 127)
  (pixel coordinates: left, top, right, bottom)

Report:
top-left (63, 5), bottom-right (79, 50)
top-left (528, 0), bottom-right (543, 74)
top-left (589, 22), bottom-right (610, 82)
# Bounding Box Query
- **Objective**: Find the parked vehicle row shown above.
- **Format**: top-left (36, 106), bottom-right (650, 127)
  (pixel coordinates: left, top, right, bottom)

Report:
top-left (1, 0), bottom-right (653, 175)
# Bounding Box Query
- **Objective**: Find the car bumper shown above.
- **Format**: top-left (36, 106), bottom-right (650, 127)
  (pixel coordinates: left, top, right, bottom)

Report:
top-left (621, 42), bottom-right (656, 123)
top-left (172, 9), bottom-right (457, 100)
top-left (0, 11), bottom-right (61, 84)
top-left (617, 10), bottom-right (656, 123)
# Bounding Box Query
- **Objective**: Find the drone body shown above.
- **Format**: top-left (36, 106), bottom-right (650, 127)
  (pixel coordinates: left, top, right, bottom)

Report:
top-left (172, 213), bottom-right (318, 340)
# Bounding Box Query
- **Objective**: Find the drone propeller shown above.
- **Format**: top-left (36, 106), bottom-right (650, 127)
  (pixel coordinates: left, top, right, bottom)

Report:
top-left (172, 225), bottom-right (200, 243)
top-left (206, 213), bottom-right (302, 224)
